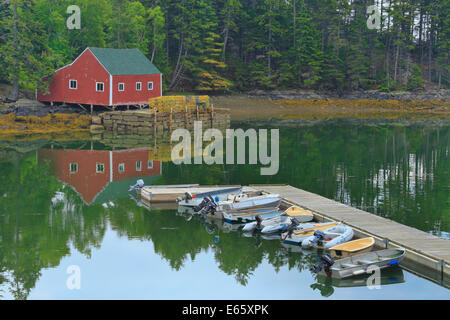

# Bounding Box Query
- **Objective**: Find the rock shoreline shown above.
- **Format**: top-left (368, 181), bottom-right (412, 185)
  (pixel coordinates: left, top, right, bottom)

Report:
top-left (1, 89), bottom-right (449, 119)
top-left (0, 99), bottom-right (88, 117)
top-left (244, 89), bottom-right (450, 102)
top-left (236, 117), bottom-right (450, 128)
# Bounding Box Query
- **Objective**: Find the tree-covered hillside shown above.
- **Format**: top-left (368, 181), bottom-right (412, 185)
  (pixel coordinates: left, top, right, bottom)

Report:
top-left (0, 0), bottom-right (448, 99)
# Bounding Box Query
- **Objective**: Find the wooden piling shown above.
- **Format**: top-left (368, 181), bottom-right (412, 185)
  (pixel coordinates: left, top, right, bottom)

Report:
top-left (154, 108), bottom-right (157, 132)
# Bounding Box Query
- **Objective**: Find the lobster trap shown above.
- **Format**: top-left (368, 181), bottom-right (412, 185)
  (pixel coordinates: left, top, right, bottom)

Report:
top-left (148, 95), bottom-right (211, 112)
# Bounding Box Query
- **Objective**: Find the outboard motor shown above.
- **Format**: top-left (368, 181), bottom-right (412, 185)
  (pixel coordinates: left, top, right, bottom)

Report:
top-left (193, 197), bottom-right (211, 213)
top-left (308, 230), bottom-right (326, 247)
top-left (177, 192), bottom-right (194, 203)
top-left (200, 198), bottom-right (217, 217)
top-left (255, 215), bottom-right (263, 231)
top-left (128, 179), bottom-right (145, 191)
top-left (281, 218), bottom-right (300, 240)
top-left (177, 192), bottom-right (193, 203)
top-left (310, 254), bottom-right (335, 276)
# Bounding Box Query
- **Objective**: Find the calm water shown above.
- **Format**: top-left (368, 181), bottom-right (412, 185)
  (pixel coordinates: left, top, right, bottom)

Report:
top-left (0, 119), bottom-right (449, 299)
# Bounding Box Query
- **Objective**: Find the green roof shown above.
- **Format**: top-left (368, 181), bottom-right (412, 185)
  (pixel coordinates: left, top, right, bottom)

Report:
top-left (88, 47), bottom-right (161, 75)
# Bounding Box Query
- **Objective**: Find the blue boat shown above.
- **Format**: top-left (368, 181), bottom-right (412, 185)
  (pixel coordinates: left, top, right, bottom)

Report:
top-left (222, 206), bottom-right (283, 224)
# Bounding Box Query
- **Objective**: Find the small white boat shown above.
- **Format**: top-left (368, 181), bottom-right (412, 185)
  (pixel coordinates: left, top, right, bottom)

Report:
top-left (177, 187), bottom-right (243, 209)
top-left (222, 206), bottom-right (283, 223)
top-left (217, 193), bottom-right (281, 212)
top-left (329, 237), bottom-right (375, 259)
top-left (301, 224), bottom-right (354, 249)
top-left (315, 267), bottom-right (405, 288)
top-left (312, 248), bottom-right (406, 279)
top-left (282, 222), bottom-right (341, 245)
top-left (242, 206), bottom-right (314, 233)
top-left (197, 193), bottom-right (282, 219)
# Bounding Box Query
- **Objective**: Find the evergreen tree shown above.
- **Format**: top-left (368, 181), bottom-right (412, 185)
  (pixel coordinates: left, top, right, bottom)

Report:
top-left (175, 0), bottom-right (232, 91)
top-left (0, 0), bottom-right (54, 100)
top-left (0, 0), bottom-right (448, 94)
top-left (320, 46), bottom-right (344, 90)
top-left (434, 0), bottom-right (449, 89)
top-left (295, 7), bottom-right (323, 88)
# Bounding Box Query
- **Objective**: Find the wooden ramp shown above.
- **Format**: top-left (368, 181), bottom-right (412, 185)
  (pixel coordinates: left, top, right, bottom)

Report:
top-left (252, 184), bottom-right (450, 287)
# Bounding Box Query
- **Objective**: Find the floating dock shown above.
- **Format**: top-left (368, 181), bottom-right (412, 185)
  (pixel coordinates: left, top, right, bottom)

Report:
top-left (139, 185), bottom-right (255, 203)
top-left (252, 184), bottom-right (449, 288)
top-left (137, 183), bottom-right (449, 288)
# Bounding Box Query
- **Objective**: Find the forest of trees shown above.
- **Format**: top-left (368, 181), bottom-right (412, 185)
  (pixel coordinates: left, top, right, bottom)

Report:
top-left (0, 0), bottom-right (448, 100)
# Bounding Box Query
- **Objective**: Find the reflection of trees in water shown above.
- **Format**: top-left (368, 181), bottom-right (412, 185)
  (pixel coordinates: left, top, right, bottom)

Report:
top-left (327, 125), bottom-right (449, 235)
top-left (0, 274), bottom-right (5, 298)
top-left (0, 149), bottom-right (366, 298)
top-left (212, 230), bottom-right (265, 286)
top-left (106, 202), bottom-right (315, 286)
top-left (159, 123), bottom-right (449, 235)
top-left (0, 152), bottom-right (107, 299)
top-left (0, 122), bottom-right (447, 298)
top-left (49, 185), bottom-right (108, 259)
top-left (108, 201), bottom-right (213, 271)
top-left (268, 123), bottom-right (449, 235)
top-left (310, 274), bottom-right (335, 297)
top-left (0, 152), bottom-right (57, 299)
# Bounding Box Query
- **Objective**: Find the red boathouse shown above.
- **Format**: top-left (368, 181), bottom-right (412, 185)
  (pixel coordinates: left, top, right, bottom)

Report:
top-left (37, 47), bottom-right (162, 107)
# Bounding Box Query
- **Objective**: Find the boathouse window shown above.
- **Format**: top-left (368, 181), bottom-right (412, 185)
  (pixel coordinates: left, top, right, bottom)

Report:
top-left (96, 163), bottom-right (105, 173)
top-left (96, 82), bottom-right (104, 92)
top-left (136, 161), bottom-right (142, 171)
top-left (69, 80), bottom-right (77, 89)
top-left (147, 160), bottom-right (153, 169)
top-left (118, 83), bottom-right (125, 91)
top-left (70, 163), bottom-right (78, 173)
top-left (118, 163), bottom-right (125, 173)
top-left (136, 82), bottom-right (142, 91)
top-left (148, 81), bottom-right (153, 90)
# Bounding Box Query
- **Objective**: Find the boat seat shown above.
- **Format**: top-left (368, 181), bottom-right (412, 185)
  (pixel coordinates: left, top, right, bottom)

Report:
top-left (373, 257), bottom-right (391, 262)
top-left (357, 260), bottom-right (374, 265)
top-left (341, 263), bottom-right (359, 268)
top-left (325, 232), bottom-right (340, 236)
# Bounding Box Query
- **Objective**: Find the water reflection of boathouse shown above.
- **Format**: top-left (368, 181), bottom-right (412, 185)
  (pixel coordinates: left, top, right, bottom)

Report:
top-left (38, 148), bottom-right (162, 205)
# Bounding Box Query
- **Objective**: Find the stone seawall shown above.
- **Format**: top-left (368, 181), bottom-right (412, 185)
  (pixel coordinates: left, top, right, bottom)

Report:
top-left (91, 107), bottom-right (230, 133)
top-left (90, 121), bottom-right (231, 161)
